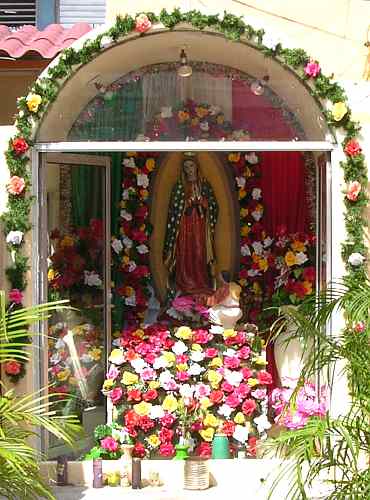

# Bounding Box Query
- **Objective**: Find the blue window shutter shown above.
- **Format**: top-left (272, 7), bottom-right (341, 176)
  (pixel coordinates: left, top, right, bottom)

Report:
top-left (37, 0), bottom-right (57, 29)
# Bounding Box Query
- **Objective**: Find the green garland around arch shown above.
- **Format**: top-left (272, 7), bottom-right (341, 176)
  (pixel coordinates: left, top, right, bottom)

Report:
top-left (1, 9), bottom-right (367, 382)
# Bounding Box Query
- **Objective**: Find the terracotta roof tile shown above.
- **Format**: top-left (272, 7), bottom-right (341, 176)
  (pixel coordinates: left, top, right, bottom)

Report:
top-left (0, 23), bottom-right (92, 59)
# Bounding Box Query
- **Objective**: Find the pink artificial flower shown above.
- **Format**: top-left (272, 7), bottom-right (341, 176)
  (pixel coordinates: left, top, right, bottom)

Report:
top-left (224, 356), bottom-right (240, 369)
top-left (221, 381), bottom-right (234, 393)
top-left (235, 383), bottom-right (251, 399)
top-left (304, 59), bottom-right (321, 78)
top-left (194, 303), bottom-right (210, 318)
top-left (242, 399), bottom-right (257, 416)
top-left (135, 13), bottom-right (152, 33)
top-left (160, 413), bottom-right (176, 428)
top-left (346, 181), bottom-right (361, 201)
top-left (195, 383), bottom-right (211, 399)
top-left (159, 443), bottom-right (175, 457)
top-left (193, 329), bottom-right (213, 344)
top-left (172, 295), bottom-right (194, 312)
top-left (101, 436), bottom-right (119, 452)
top-left (176, 354), bottom-right (189, 364)
top-left (7, 175), bottom-right (25, 195)
top-left (145, 352), bottom-right (157, 364)
top-left (8, 288), bottom-right (23, 304)
top-left (283, 411), bottom-right (308, 430)
top-left (251, 388), bottom-right (267, 400)
top-left (354, 321), bottom-right (365, 333)
top-left (106, 365), bottom-right (119, 380)
top-left (176, 371), bottom-right (190, 382)
top-left (257, 370), bottom-right (273, 385)
top-left (241, 367), bottom-right (252, 380)
top-left (225, 393), bottom-right (241, 408)
top-left (109, 386), bottom-right (123, 405)
top-left (237, 345), bottom-right (251, 359)
top-left (140, 368), bottom-right (156, 381)
top-left (205, 347), bottom-right (218, 358)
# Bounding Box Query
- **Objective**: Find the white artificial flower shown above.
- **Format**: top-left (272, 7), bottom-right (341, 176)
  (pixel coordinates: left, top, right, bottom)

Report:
top-left (200, 121), bottom-right (209, 132)
top-left (248, 269), bottom-right (260, 277)
top-left (233, 424), bottom-right (249, 443)
top-left (190, 350), bottom-right (205, 362)
top-left (263, 237), bottom-right (273, 248)
top-left (84, 271), bottom-right (102, 287)
top-left (236, 176), bottom-right (246, 189)
top-left (159, 370), bottom-right (173, 385)
top-left (6, 230), bottom-right (24, 245)
top-left (150, 405), bottom-right (165, 420)
top-left (241, 244), bottom-right (251, 257)
top-left (153, 356), bottom-right (169, 370)
top-left (120, 209), bottom-right (132, 221)
top-left (225, 369), bottom-right (243, 387)
top-left (296, 252), bottom-right (308, 265)
top-left (111, 238), bottom-right (123, 254)
top-left (210, 325), bottom-right (224, 334)
top-left (128, 261), bottom-right (137, 272)
top-left (123, 157), bottom-right (136, 168)
top-left (179, 384), bottom-right (194, 399)
top-left (122, 236), bottom-right (133, 248)
top-left (251, 209), bottom-right (263, 221)
top-left (252, 241), bottom-right (264, 255)
top-left (188, 363), bottom-right (204, 376)
top-left (137, 173), bottom-right (149, 188)
top-left (122, 188), bottom-right (131, 200)
top-left (130, 357), bottom-right (148, 373)
top-left (49, 353), bottom-right (61, 365)
top-left (348, 252), bottom-right (365, 266)
top-left (224, 348), bottom-right (237, 357)
top-left (100, 35), bottom-right (113, 48)
top-left (161, 106), bottom-right (173, 118)
top-left (254, 414), bottom-right (272, 434)
top-left (252, 188), bottom-right (262, 200)
top-left (245, 152), bottom-right (259, 164)
top-left (137, 244), bottom-right (148, 254)
top-left (217, 404), bottom-right (233, 418)
top-left (194, 383), bottom-right (211, 399)
top-left (125, 294), bottom-right (136, 306)
top-left (172, 340), bottom-right (188, 355)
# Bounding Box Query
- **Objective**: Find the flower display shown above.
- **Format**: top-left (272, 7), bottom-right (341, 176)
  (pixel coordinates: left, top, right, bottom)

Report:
top-left (6, 230), bottom-right (24, 245)
top-left (304, 59), bottom-right (321, 78)
top-left (135, 14), bottom-right (152, 33)
top-left (104, 322), bottom-right (270, 458)
top-left (48, 322), bottom-right (104, 402)
top-left (26, 93), bottom-right (42, 112)
top-left (346, 181), bottom-right (361, 202)
top-left (344, 139), bottom-right (362, 157)
top-left (7, 175), bottom-right (25, 195)
top-left (11, 137), bottom-right (29, 156)
top-left (271, 379), bottom-right (327, 430)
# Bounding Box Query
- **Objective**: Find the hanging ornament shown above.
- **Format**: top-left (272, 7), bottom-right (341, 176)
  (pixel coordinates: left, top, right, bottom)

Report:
top-left (250, 75), bottom-right (270, 96)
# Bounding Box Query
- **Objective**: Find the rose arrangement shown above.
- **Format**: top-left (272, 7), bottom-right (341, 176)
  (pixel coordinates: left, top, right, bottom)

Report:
top-left (271, 378), bottom-right (327, 430)
top-left (48, 322), bottom-right (104, 404)
top-left (104, 322), bottom-right (272, 459)
top-left (48, 219), bottom-right (103, 303)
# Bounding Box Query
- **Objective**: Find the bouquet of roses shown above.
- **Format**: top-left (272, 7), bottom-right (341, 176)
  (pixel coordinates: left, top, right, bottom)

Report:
top-left (103, 322), bottom-right (272, 458)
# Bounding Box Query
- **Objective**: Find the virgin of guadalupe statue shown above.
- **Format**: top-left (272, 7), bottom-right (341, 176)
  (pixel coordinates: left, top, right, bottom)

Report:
top-left (163, 155), bottom-right (218, 300)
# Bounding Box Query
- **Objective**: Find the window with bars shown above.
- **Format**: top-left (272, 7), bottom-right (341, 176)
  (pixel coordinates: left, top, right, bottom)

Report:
top-left (0, 1), bottom-right (36, 26)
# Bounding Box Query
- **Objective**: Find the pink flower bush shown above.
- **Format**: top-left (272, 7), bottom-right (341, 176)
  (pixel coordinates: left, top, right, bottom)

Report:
top-left (304, 59), bottom-right (321, 78)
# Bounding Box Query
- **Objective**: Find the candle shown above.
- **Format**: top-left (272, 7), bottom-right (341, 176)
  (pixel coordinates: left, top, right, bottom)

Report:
top-left (56, 456), bottom-right (68, 486)
top-left (92, 458), bottom-right (103, 488)
top-left (131, 458), bottom-right (141, 489)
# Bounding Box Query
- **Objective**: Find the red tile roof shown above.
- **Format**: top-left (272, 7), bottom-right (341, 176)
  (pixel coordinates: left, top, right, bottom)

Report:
top-left (0, 23), bottom-right (92, 59)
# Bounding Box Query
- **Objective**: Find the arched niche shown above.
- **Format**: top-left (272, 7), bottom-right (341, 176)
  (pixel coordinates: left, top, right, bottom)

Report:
top-left (149, 151), bottom-right (240, 302)
top-left (36, 26), bottom-right (331, 142)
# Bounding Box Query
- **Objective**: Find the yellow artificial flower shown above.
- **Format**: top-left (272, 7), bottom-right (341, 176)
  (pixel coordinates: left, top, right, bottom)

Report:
top-left (247, 378), bottom-right (259, 387)
top-left (332, 101), bottom-right (348, 122)
top-left (303, 280), bottom-right (313, 295)
top-left (149, 380), bottom-right (160, 389)
top-left (191, 117), bottom-right (199, 126)
top-left (124, 286), bottom-right (134, 297)
top-left (175, 326), bottom-right (192, 340)
top-left (109, 349), bottom-right (125, 365)
top-left (253, 282), bottom-right (262, 295)
top-left (191, 343), bottom-right (202, 351)
top-left (60, 235), bottom-right (74, 248)
top-left (47, 269), bottom-right (55, 281)
top-left (89, 348), bottom-right (102, 361)
top-left (134, 401), bottom-right (152, 417)
top-left (200, 427), bottom-right (215, 442)
top-left (240, 207), bottom-right (249, 218)
top-left (140, 189), bottom-right (149, 200)
top-left (285, 251), bottom-right (297, 267)
top-left (223, 329), bottom-right (237, 339)
top-left (162, 395), bottom-right (178, 413)
top-left (176, 363), bottom-right (189, 372)
top-left (147, 434), bottom-right (160, 448)
top-left (258, 258), bottom-right (268, 272)
top-left (195, 106), bottom-right (208, 118)
top-left (178, 110), bottom-right (190, 122)
top-left (56, 369), bottom-right (71, 382)
top-left (234, 412), bottom-right (246, 424)
top-left (203, 413), bottom-right (219, 428)
top-left (162, 351), bottom-right (176, 365)
top-left (103, 379), bottom-right (115, 392)
top-left (26, 93), bottom-right (42, 112)
top-left (208, 357), bottom-right (222, 368)
top-left (241, 225), bottom-right (250, 237)
top-left (291, 240), bottom-right (306, 253)
top-left (207, 370), bottom-right (223, 388)
top-left (133, 329), bottom-right (145, 338)
top-left (200, 397), bottom-right (213, 410)
top-left (146, 158), bottom-right (155, 171)
top-left (121, 371), bottom-right (139, 385)
top-left (122, 255), bottom-right (130, 265)
top-left (239, 189), bottom-right (247, 200)
top-left (254, 356), bottom-right (268, 366)
top-left (244, 167), bottom-right (252, 178)
top-left (228, 153), bottom-right (240, 163)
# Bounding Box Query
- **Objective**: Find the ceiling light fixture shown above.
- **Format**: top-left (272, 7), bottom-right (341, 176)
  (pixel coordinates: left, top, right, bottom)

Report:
top-left (177, 48), bottom-right (192, 78)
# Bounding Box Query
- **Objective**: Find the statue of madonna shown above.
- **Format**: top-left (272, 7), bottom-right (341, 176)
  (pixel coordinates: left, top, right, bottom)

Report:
top-left (163, 155), bottom-right (218, 300)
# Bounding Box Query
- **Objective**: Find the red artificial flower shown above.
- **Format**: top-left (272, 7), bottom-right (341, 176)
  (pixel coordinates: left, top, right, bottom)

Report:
top-left (133, 442), bottom-right (146, 458)
top-left (221, 382), bottom-right (234, 393)
top-left (8, 288), bottom-right (23, 304)
top-left (241, 367), bottom-right (252, 380)
top-left (344, 139), bottom-right (362, 157)
top-left (210, 390), bottom-right (224, 404)
top-left (159, 443), bottom-right (175, 457)
top-left (354, 321), bottom-right (365, 333)
top-left (5, 360), bottom-right (21, 376)
top-left (242, 399), bottom-right (257, 416)
top-left (302, 266), bottom-right (315, 282)
top-left (159, 427), bottom-right (174, 443)
top-left (175, 354), bottom-right (189, 364)
top-left (139, 416), bottom-right (155, 432)
top-left (193, 329), bottom-right (213, 344)
top-left (89, 219), bottom-right (103, 239)
top-left (160, 413), bottom-right (176, 428)
top-left (196, 442), bottom-right (212, 458)
top-left (176, 371), bottom-right (190, 382)
top-left (205, 347), bottom-right (218, 358)
top-left (12, 137), bottom-right (29, 156)
top-left (247, 436), bottom-right (258, 457)
top-left (142, 389), bottom-right (158, 402)
top-left (127, 389), bottom-right (142, 402)
top-left (126, 426), bottom-right (138, 438)
top-left (124, 409), bottom-right (140, 428)
top-left (257, 370), bottom-right (273, 385)
top-left (222, 420), bottom-right (236, 437)
top-left (191, 420), bottom-right (203, 432)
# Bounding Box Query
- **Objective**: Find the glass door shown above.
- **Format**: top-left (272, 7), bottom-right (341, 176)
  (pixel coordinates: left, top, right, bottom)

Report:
top-left (38, 153), bottom-right (111, 458)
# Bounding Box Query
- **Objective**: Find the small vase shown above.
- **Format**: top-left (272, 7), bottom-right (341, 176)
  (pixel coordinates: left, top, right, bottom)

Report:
top-left (173, 444), bottom-right (189, 460)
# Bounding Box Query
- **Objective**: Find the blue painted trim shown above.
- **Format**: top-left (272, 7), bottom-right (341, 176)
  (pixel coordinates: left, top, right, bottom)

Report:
top-left (37, 0), bottom-right (57, 29)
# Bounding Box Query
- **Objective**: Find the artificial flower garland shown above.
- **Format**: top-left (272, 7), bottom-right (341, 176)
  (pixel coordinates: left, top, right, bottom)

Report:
top-left (1, 9), bottom-right (367, 381)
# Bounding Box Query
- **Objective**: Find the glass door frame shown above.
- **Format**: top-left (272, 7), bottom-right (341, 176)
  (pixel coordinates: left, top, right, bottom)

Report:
top-left (31, 140), bottom-right (334, 451)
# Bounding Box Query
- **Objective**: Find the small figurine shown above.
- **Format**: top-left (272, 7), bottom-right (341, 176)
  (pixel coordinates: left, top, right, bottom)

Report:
top-left (207, 271), bottom-right (242, 329)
